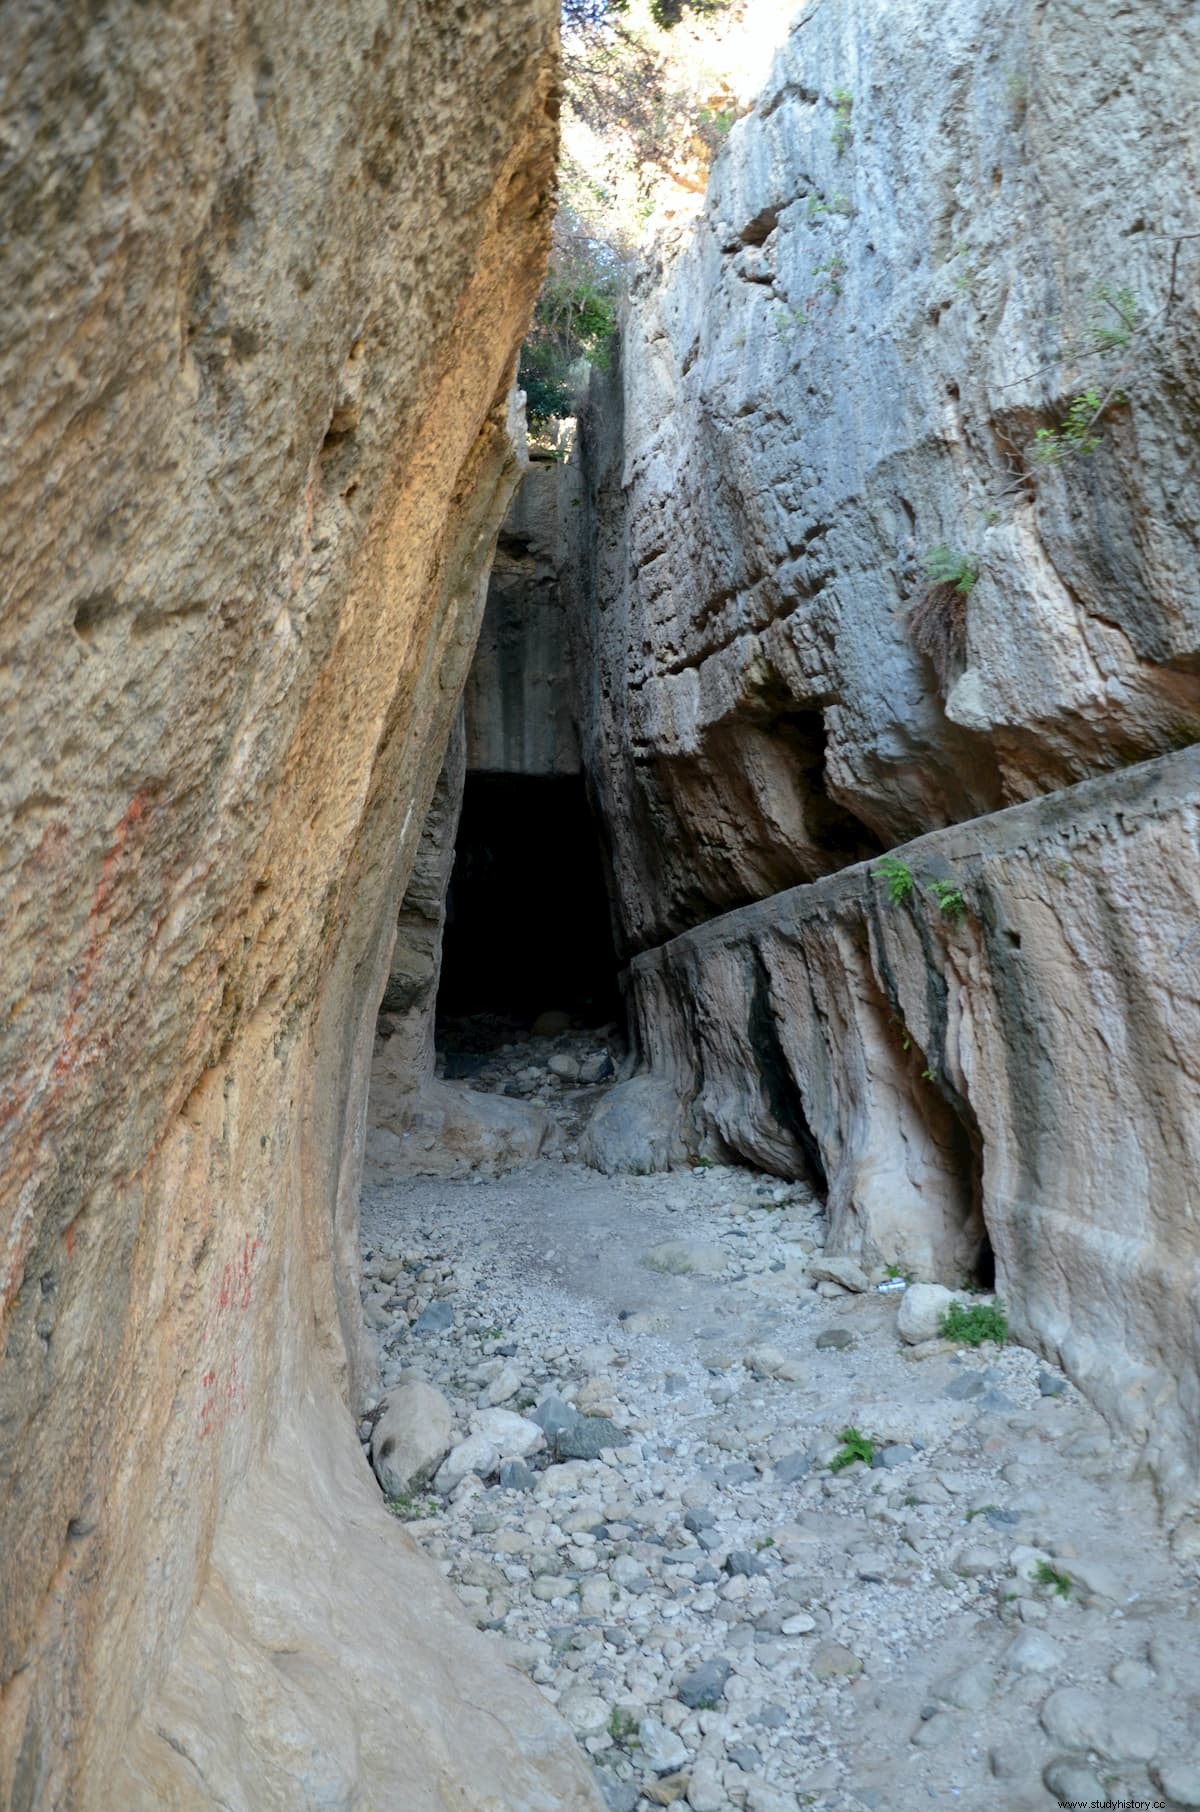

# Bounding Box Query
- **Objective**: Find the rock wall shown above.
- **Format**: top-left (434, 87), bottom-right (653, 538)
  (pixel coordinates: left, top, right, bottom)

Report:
top-left (465, 457), bottom-right (582, 776)
top-left (628, 747), bottom-right (1200, 1513)
top-left (564, 0), bottom-right (1200, 1515)
top-left (0, 3), bottom-right (599, 1806)
top-left (575, 0), bottom-right (1200, 954)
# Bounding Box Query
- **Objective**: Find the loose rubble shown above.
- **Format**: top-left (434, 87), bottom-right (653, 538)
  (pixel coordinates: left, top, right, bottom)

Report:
top-left (358, 1042), bottom-right (1200, 1812)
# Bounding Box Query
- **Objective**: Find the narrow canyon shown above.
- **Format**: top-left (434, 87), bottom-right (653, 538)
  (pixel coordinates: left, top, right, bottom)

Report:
top-left (2, 2), bottom-right (1199, 1809)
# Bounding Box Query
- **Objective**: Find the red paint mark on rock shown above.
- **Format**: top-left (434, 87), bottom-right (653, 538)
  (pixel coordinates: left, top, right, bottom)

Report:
top-left (197, 1236), bottom-right (261, 1436)
top-left (217, 1235), bottom-right (261, 1313)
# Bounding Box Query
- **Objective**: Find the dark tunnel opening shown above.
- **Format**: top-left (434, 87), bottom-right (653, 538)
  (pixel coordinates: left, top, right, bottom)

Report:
top-left (435, 772), bottom-right (623, 1050)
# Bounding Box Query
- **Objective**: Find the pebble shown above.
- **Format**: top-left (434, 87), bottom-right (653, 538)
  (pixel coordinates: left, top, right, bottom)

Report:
top-left (808, 1256), bottom-right (869, 1293)
top-left (639, 1717), bottom-right (689, 1774)
top-left (414, 1298), bottom-right (455, 1334)
top-left (675, 1658), bottom-right (733, 1708)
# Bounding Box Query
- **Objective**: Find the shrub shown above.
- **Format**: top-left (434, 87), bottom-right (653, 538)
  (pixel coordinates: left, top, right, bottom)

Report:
top-left (1034, 1560), bottom-right (1072, 1598)
top-left (830, 1426), bottom-right (874, 1471)
top-left (909, 547), bottom-right (977, 684)
top-left (519, 224), bottom-right (621, 429)
top-left (1032, 389), bottom-right (1105, 464)
top-left (940, 1299), bottom-right (1008, 1347)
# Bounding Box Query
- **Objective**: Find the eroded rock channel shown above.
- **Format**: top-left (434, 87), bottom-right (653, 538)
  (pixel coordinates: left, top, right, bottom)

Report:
top-left (3, 0), bottom-right (1200, 1807)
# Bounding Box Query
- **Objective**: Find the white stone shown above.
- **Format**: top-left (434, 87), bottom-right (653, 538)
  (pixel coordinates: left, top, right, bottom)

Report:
top-left (557, 1688), bottom-right (610, 1737)
top-left (1155, 1761), bottom-right (1200, 1808)
top-left (897, 1284), bottom-right (957, 1345)
top-left (434, 1435), bottom-right (499, 1494)
top-left (369, 1374), bottom-right (453, 1497)
top-left (1003, 1628), bottom-right (1062, 1675)
top-left (469, 1409), bottom-right (545, 1459)
top-left (640, 1717), bottom-right (689, 1775)
top-left (808, 1256), bottom-right (869, 1293)
top-left (483, 1362), bottom-right (523, 1406)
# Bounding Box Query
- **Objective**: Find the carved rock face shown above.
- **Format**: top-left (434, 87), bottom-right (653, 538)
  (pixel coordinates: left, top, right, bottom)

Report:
top-left (0, 3), bottom-right (602, 1806)
top-left (572, 0), bottom-right (1200, 953)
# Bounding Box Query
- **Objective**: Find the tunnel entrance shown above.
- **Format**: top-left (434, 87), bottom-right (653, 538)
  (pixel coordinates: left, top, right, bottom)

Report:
top-left (435, 772), bottom-right (622, 1051)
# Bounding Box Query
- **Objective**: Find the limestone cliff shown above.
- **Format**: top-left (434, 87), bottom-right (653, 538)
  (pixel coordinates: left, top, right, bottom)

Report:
top-left (567, 0), bottom-right (1200, 1512)
top-left (576, 0), bottom-right (1200, 952)
top-left (0, 3), bottom-right (598, 1805)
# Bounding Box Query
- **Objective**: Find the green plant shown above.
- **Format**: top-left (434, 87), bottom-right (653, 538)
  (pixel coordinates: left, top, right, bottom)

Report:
top-left (885, 1263), bottom-right (914, 1283)
top-left (1031, 388), bottom-right (1105, 464)
top-left (754, 1535), bottom-right (776, 1552)
top-left (519, 244), bottom-right (621, 429)
top-left (830, 1426), bottom-right (874, 1472)
top-left (876, 854), bottom-right (916, 904)
top-left (921, 1067), bottom-right (937, 1083)
top-left (927, 878), bottom-right (966, 922)
top-left (814, 253), bottom-right (847, 298)
top-left (608, 1707), bottom-right (640, 1746)
top-left (940, 1299), bottom-right (1008, 1347)
top-left (965, 1504), bottom-right (1000, 1522)
top-left (1034, 1559), bottom-right (1072, 1598)
top-left (386, 1493), bottom-right (438, 1521)
top-left (1088, 281), bottom-right (1140, 352)
top-left (923, 545), bottom-right (979, 596)
top-left (831, 87), bottom-right (853, 156)
top-left (696, 104), bottom-right (735, 141)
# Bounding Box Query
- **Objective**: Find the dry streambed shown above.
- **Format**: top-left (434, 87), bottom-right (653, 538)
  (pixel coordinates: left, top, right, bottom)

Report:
top-left (358, 1104), bottom-right (1200, 1812)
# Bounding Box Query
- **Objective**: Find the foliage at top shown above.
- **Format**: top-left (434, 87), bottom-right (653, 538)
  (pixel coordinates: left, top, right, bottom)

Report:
top-left (522, 1), bottom-right (758, 432)
top-left (560, 0), bottom-right (748, 251)
top-left (520, 216), bottom-right (621, 428)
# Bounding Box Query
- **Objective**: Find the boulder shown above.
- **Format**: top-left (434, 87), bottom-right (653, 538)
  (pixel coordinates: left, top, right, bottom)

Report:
top-left (897, 1284), bottom-right (957, 1345)
top-left (370, 1376), bottom-right (453, 1497)
top-left (581, 1076), bottom-right (689, 1175)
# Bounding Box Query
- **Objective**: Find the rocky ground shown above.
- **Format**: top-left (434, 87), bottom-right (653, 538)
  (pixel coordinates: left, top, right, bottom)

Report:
top-left (358, 1044), bottom-right (1200, 1812)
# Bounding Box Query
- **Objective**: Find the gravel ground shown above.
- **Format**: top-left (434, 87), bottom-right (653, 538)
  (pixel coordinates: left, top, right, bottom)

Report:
top-left (358, 1054), bottom-right (1200, 1812)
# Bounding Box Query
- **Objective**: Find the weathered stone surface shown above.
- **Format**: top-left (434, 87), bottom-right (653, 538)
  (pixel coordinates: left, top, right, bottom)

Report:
top-left (569, 0), bottom-right (1200, 954)
top-left (465, 460), bottom-right (582, 777)
top-left (628, 749), bottom-right (1200, 1509)
top-left (371, 1375), bottom-right (454, 1497)
top-left (0, 2), bottom-right (603, 1806)
top-left (582, 1075), bottom-right (689, 1175)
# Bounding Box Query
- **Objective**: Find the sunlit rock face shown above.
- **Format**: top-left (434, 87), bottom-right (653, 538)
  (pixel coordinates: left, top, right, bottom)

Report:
top-left (575, 0), bottom-right (1200, 954)
top-left (568, 0), bottom-right (1200, 1510)
top-left (0, 2), bottom-right (599, 1806)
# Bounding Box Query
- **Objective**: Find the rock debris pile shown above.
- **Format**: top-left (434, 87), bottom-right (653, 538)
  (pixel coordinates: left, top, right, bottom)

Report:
top-left (358, 1148), bottom-right (1200, 1812)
